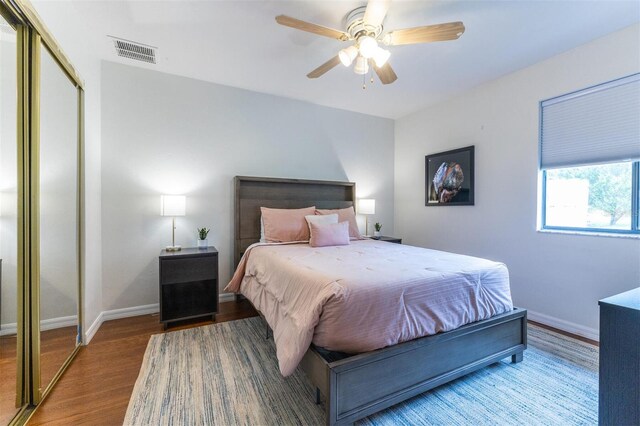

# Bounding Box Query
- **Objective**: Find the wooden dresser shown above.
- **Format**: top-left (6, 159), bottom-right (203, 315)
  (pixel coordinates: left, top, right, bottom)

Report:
top-left (598, 287), bottom-right (639, 426)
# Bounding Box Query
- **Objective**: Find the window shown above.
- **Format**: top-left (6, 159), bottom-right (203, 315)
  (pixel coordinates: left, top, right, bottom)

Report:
top-left (540, 74), bottom-right (640, 235)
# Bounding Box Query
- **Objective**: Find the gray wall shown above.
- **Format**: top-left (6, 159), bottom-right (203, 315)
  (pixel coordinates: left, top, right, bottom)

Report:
top-left (101, 61), bottom-right (395, 310)
top-left (394, 24), bottom-right (640, 339)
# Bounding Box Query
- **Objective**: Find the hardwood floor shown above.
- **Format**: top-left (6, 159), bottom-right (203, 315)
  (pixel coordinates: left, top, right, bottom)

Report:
top-left (27, 300), bottom-right (257, 425)
top-left (1, 326), bottom-right (78, 425)
top-left (0, 334), bottom-right (19, 425)
top-left (23, 303), bottom-right (594, 425)
top-left (40, 326), bottom-right (81, 395)
top-left (528, 320), bottom-right (599, 346)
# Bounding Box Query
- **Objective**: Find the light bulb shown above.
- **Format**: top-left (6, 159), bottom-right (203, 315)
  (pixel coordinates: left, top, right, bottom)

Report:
top-left (353, 56), bottom-right (369, 75)
top-left (373, 47), bottom-right (390, 67)
top-left (358, 36), bottom-right (378, 59)
top-left (338, 45), bottom-right (358, 67)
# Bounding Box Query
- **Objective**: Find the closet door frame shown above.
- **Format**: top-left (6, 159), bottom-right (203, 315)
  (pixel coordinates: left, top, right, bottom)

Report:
top-left (34, 30), bottom-right (85, 408)
top-left (0, 0), bottom-right (84, 424)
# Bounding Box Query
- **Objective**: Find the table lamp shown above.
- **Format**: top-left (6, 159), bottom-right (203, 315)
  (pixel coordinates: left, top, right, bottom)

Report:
top-left (161, 195), bottom-right (186, 251)
top-left (358, 198), bottom-right (375, 236)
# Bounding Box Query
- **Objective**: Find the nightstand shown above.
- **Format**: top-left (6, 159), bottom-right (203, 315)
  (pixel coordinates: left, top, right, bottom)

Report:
top-left (159, 247), bottom-right (219, 329)
top-left (371, 236), bottom-right (402, 244)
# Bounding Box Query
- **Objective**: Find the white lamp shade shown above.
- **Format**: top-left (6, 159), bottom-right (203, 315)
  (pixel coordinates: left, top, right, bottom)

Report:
top-left (160, 195), bottom-right (186, 216)
top-left (339, 45), bottom-right (358, 67)
top-left (358, 198), bottom-right (375, 215)
top-left (358, 36), bottom-right (378, 59)
top-left (353, 56), bottom-right (369, 75)
top-left (373, 47), bottom-right (390, 67)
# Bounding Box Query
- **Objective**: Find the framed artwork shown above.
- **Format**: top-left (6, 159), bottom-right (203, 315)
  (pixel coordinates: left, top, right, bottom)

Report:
top-left (425, 145), bottom-right (475, 206)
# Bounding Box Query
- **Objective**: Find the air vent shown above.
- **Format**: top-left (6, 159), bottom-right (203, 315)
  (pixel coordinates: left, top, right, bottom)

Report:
top-left (110, 36), bottom-right (157, 64)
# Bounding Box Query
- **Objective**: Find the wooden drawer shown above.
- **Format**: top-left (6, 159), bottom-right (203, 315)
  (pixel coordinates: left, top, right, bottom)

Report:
top-left (160, 255), bottom-right (217, 285)
top-left (160, 279), bottom-right (217, 322)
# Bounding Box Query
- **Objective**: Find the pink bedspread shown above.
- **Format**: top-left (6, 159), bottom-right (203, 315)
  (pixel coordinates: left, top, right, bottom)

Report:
top-left (225, 240), bottom-right (513, 376)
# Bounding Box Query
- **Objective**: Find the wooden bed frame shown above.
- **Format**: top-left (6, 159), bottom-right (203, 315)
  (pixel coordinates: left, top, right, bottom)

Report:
top-left (234, 176), bottom-right (527, 426)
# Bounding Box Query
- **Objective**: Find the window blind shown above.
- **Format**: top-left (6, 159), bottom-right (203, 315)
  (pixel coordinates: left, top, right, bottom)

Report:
top-left (540, 73), bottom-right (640, 169)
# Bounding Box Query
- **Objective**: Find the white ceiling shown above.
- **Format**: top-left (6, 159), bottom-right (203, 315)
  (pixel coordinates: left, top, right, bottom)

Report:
top-left (34, 1), bottom-right (640, 119)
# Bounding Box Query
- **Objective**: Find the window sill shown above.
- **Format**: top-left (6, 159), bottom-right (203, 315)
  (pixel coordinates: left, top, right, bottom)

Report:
top-left (538, 229), bottom-right (640, 239)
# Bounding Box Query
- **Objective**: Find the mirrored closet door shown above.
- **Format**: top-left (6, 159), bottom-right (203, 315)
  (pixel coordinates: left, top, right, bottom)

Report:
top-left (0, 0), bottom-right (84, 423)
top-left (38, 42), bottom-right (80, 395)
top-left (0, 12), bottom-right (22, 424)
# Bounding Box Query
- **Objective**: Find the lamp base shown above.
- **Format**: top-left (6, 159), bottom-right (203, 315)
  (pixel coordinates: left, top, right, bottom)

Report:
top-left (165, 245), bottom-right (182, 252)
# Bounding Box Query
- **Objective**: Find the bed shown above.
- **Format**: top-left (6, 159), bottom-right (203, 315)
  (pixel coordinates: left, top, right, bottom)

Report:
top-left (232, 176), bottom-right (527, 426)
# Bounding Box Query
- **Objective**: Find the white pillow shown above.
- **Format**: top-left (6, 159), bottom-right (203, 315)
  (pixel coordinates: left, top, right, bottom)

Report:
top-left (305, 213), bottom-right (338, 233)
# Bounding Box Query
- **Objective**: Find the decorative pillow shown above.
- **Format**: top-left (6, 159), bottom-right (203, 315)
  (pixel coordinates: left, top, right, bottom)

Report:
top-left (261, 206), bottom-right (316, 242)
top-left (305, 213), bottom-right (338, 231)
top-left (309, 221), bottom-right (350, 247)
top-left (315, 207), bottom-right (362, 240)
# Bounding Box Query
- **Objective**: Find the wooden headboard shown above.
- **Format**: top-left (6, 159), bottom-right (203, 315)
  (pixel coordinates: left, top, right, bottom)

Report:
top-left (234, 176), bottom-right (356, 266)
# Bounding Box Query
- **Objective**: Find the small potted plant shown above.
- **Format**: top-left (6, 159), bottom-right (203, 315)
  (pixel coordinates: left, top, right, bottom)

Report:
top-left (197, 227), bottom-right (210, 249)
top-left (374, 222), bottom-right (382, 238)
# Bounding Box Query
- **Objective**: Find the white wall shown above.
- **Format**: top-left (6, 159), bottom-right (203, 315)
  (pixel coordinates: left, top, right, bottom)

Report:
top-left (80, 59), bottom-right (103, 341)
top-left (101, 61), bottom-right (395, 311)
top-left (394, 24), bottom-right (640, 339)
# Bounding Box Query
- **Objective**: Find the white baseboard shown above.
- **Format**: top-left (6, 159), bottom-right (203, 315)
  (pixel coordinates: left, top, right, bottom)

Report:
top-left (1, 315), bottom-right (78, 337)
top-left (84, 312), bottom-right (103, 344)
top-left (41, 315), bottom-right (78, 331)
top-left (0, 324), bottom-right (16, 336)
top-left (101, 303), bottom-right (159, 322)
top-left (84, 294), bottom-right (238, 344)
top-left (527, 309), bottom-right (599, 341)
top-left (84, 303), bottom-right (159, 344)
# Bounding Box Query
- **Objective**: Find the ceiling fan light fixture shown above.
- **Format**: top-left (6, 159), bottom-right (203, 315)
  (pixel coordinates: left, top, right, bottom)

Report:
top-left (353, 55), bottom-right (369, 75)
top-left (339, 45), bottom-right (359, 67)
top-left (275, 2), bottom-right (465, 86)
top-left (373, 47), bottom-right (390, 67)
top-left (358, 36), bottom-right (378, 58)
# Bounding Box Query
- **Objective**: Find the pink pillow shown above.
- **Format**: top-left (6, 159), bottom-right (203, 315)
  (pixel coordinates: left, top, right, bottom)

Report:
top-left (316, 207), bottom-right (362, 240)
top-left (305, 213), bottom-right (338, 231)
top-left (309, 221), bottom-right (351, 247)
top-left (261, 206), bottom-right (316, 242)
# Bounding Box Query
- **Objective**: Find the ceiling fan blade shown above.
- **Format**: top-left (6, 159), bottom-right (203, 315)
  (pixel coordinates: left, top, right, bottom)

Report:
top-left (384, 21), bottom-right (465, 46)
top-left (307, 56), bottom-right (341, 79)
top-left (363, 0), bottom-right (391, 28)
top-left (276, 15), bottom-right (350, 41)
top-left (372, 61), bottom-right (398, 85)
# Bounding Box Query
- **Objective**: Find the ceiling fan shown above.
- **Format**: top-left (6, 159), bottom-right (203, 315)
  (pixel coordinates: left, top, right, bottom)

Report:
top-left (275, 0), bottom-right (465, 87)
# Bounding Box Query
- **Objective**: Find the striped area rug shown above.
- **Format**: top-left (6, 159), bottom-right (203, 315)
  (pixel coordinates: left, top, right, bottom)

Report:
top-left (124, 317), bottom-right (598, 425)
